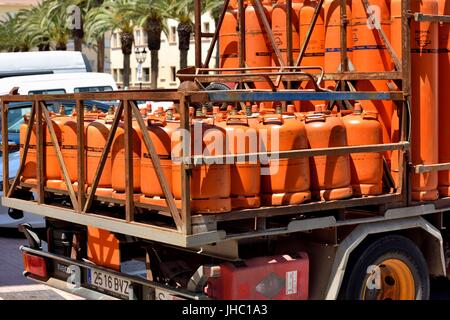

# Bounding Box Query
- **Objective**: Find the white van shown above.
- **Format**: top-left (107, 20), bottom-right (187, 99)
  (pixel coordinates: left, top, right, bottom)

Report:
top-left (0, 51), bottom-right (91, 77)
top-left (0, 72), bottom-right (118, 95)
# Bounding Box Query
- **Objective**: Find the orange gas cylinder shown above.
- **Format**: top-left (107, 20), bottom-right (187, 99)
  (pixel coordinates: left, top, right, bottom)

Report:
top-left (86, 119), bottom-right (114, 197)
top-left (342, 103), bottom-right (383, 196)
top-left (272, 0), bottom-right (303, 66)
top-left (259, 109), bottom-right (311, 205)
top-left (219, 0), bottom-right (239, 71)
top-left (324, 0), bottom-right (352, 88)
top-left (111, 120), bottom-right (142, 200)
top-left (172, 118), bottom-right (231, 214)
top-left (305, 105), bottom-right (352, 200)
top-left (352, 0), bottom-right (393, 155)
top-left (438, 0), bottom-right (450, 196)
top-left (299, 0), bottom-right (325, 112)
top-left (19, 114), bottom-right (37, 184)
top-left (245, 0), bottom-right (273, 89)
top-left (45, 107), bottom-right (72, 189)
top-left (223, 114), bottom-right (261, 209)
top-left (140, 115), bottom-right (178, 206)
top-left (410, 0), bottom-right (439, 201)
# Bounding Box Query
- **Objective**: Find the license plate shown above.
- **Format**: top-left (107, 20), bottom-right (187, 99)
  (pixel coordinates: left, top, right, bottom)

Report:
top-left (155, 288), bottom-right (185, 300)
top-left (87, 268), bottom-right (131, 298)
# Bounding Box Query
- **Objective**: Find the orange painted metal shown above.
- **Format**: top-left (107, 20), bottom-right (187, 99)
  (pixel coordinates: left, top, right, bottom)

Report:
top-left (324, 0), bottom-right (352, 88)
top-left (245, 0), bottom-right (273, 89)
top-left (299, 0), bottom-right (325, 111)
top-left (259, 111), bottom-right (311, 205)
top-left (305, 105), bottom-right (352, 200)
top-left (219, 0), bottom-right (239, 71)
top-left (438, 0), bottom-right (450, 196)
top-left (223, 114), bottom-right (261, 209)
top-left (172, 117), bottom-right (231, 214)
top-left (352, 0), bottom-right (393, 159)
top-left (342, 103), bottom-right (383, 196)
top-left (87, 226), bottom-right (120, 271)
top-left (410, 0), bottom-right (439, 201)
top-left (140, 115), bottom-right (178, 206)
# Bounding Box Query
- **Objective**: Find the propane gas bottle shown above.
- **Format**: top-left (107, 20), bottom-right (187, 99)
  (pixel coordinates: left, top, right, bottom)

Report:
top-left (272, 0), bottom-right (303, 66)
top-left (259, 107), bottom-right (311, 205)
top-left (111, 118), bottom-right (142, 200)
top-left (140, 114), bottom-right (178, 206)
top-left (245, 0), bottom-right (273, 89)
top-left (45, 106), bottom-right (72, 189)
top-left (352, 0), bottom-right (393, 160)
top-left (222, 112), bottom-right (261, 209)
top-left (342, 103), bottom-right (383, 196)
top-left (324, 0), bottom-right (352, 89)
top-left (299, 0), bottom-right (325, 112)
top-left (305, 105), bottom-right (353, 200)
top-left (20, 114), bottom-right (37, 184)
top-left (438, 0), bottom-right (450, 196)
top-left (171, 117), bottom-right (231, 214)
top-left (219, 0), bottom-right (239, 71)
top-left (410, 0), bottom-right (439, 201)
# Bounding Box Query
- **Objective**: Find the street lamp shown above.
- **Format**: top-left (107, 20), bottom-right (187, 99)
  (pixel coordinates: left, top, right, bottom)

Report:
top-left (135, 47), bottom-right (147, 90)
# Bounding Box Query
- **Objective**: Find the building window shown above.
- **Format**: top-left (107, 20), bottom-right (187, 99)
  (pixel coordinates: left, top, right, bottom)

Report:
top-left (170, 66), bottom-right (177, 82)
top-left (143, 68), bottom-right (150, 82)
top-left (119, 69), bottom-right (124, 83)
top-left (112, 33), bottom-right (117, 48)
top-left (203, 22), bottom-right (210, 33)
top-left (135, 29), bottom-right (141, 45)
top-left (143, 31), bottom-right (148, 46)
top-left (169, 26), bottom-right (177, 43)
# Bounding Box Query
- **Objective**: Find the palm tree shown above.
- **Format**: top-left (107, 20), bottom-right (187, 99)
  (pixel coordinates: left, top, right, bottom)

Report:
top-left (85, 0), bottom-right (137, 88)
top-left (16, 2), bottom-right (52, 51)
top-left (169, 0), bottom-right (195, 70)
top-left (134, 0), bottom-right (173, 89)
top-left (0, 12), bottom-right (34, 52)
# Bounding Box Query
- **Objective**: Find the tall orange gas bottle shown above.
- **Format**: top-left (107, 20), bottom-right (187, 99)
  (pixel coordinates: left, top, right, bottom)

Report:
top-left (245, 0), bottom-right (273, 89)
top-left (45, 107), bottom-right (72, 189)
top-left (342, 103), bottom-right (383, 195)
top-left (20, 114), bottom-right (37, 184)
top-left (272, 0), bottom-right (303, 66)
top-left (299, 0), bottom-right (325, 111)
top-left (324, 0), bottom-right (352, 88)
top-left (305, 105), bottom-right (353, 200)
top-left (438, 0), bottom-right (450, 196)
top-left (352, 0), bottom-right (393, 156)
top-left (140, 114), bottom-right (178, 206)
top-left (171, 117), bottom-right (231, 214)
top-left (222, 114), bottom-right (261, 209)
top-left (410, 0), bottom-right (439, 200)
top-left (219, 0), bottom-right (239, 71)
top-left (259, 108), bottom-right (311, 205)
top-left (111, 119), bottom-right (142, 200)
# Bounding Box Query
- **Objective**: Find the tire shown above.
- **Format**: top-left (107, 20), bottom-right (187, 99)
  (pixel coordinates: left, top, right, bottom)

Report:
top-left (340, 234), bottom-right (430, 300)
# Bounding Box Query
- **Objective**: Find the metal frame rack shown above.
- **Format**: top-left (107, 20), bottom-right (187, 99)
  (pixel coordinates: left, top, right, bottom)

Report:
top-left (2, 0), bottom-right (450, 249)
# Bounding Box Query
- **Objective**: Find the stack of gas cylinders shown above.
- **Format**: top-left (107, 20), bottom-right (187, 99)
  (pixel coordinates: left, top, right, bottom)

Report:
top-left (19, 100), bottom-right (386, 214)
top-left (220, 0), bottom-right (449, 202)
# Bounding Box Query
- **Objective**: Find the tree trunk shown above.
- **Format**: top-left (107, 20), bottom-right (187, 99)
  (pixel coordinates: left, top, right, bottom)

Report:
top-left (74, 37), bottom-right (83, 52)
top-left (97, 35), bottom-right (105, 72)
top-left (123, 53), bottom-right (130, 88)
top-left (55, 43), bottom-right (67, 50)
top-left (150, 50), bottom-right (158, 89)
top-left (177, 22), bottom-right (193, 70)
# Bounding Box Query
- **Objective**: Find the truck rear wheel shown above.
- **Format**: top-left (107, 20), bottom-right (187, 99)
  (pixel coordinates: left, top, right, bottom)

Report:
top-left (340, 235), bottom-right (430, 300)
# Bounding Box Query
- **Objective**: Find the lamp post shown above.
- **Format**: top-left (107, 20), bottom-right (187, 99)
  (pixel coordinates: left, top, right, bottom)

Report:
top-left (135, 47), bottom-right (147, 90)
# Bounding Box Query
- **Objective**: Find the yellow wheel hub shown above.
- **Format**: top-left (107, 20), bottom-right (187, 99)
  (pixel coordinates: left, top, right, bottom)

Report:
top-left (363, 258), bottom-right (415, 300)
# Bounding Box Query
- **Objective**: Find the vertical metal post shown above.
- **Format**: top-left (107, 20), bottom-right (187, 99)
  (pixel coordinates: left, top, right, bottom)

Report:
top-left (195, 0), bottom-right (203, 68)
top-left (340, 0), bottom-right (348, 72)
top-left (180, 94), bottom-right (191, 235)
top-left (123, 100), bottom-right (134, 222)
top-left (287, 0), bottom-right (293, 67)
top-left (1, 100), bottom-right (9, 194)
top-left (239, 0), bottom-right (246, 69)
top-left (401, 0), bottom-right (411, 206)
top-left (35, 100), bottom-right (44, 204)
top-left (76, 99), bottom-right (85, 212)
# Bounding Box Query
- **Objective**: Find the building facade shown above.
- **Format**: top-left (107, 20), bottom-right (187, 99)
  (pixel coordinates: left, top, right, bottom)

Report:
top-left (0, 0), bottom-right (41, 20)
top-left (110, 14), bottom-right (217, 89)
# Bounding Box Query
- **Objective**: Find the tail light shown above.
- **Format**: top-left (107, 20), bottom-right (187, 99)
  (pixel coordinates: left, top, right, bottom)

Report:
top-left (23, 253), bottom-right (47, 278)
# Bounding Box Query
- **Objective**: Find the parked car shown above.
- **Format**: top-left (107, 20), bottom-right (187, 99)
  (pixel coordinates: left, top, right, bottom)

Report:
top-left (0, 100), bottom-right (111, 229)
